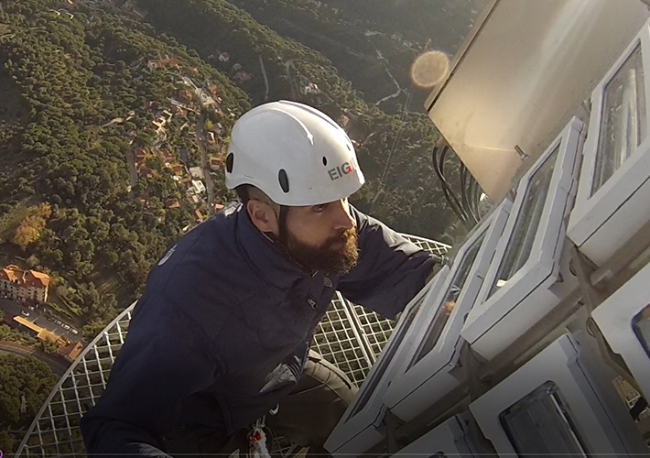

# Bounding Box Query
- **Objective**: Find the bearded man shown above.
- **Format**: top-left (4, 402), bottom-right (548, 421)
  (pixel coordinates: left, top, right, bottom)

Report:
top-left (81, 101), bottom-right (437, 457)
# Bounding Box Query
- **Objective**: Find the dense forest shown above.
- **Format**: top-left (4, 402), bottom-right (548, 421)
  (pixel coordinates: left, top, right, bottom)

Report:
top-left (0, 355), bottom-right (59, 451)
top-left (0, 0), bottom-right (464, 448)
top-left (0, 0), bottom-right (254, 337)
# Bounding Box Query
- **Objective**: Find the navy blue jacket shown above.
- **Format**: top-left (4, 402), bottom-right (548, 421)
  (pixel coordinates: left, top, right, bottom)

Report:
top-left (80, 203), bottom-right (435, 456)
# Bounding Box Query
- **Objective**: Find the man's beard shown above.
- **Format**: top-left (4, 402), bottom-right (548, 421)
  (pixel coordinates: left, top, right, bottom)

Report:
top-left (285, 228), bottom-right (359, 276)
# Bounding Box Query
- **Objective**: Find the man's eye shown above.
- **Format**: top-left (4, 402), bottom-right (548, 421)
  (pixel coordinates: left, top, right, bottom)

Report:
top-left (313, 204), bottom-right (327, 213)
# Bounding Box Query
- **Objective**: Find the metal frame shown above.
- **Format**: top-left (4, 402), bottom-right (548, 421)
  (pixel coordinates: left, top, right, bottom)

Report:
top-left (389, 414), bottom-right (493, 458)
top-left (351, 234), bottom-right (450, 361)
top-left (424, 0), bottom-right (500, 111)
top-left (324, 268), bottom-right (451, 457)
top-left (469, 333), bottom-right (648, 457)
top-left (592, 260), bottom-right (650, 401)
top-left (461, 117), bottom-right (585, 361)
top-left (568, 21), bottom-right (650, 266)
top-left (384, 200), bottom-right (511, 422)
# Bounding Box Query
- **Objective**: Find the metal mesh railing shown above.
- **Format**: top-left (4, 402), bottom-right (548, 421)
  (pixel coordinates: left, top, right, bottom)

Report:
top-left (312, 293), bottom-right (374, 386)
top-left (350, 234), bottom-right (450, 359)
top-left (350, 305), bottom-right (396, 358)
top-left (16, 234), bottom-right (450, 457)
top-left (16, 306), bottom-right (133, 457)
top-left (400, 233), bottom-right (450, 258)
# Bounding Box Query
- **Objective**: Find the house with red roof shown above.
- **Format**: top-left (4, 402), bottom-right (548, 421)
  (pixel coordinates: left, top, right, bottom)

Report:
top-left (0, 265), bottom-right (50, 303)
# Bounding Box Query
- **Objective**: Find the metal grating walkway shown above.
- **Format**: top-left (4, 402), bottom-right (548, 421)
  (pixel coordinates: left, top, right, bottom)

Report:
top-left (15, 235), bottom-right (449, 457)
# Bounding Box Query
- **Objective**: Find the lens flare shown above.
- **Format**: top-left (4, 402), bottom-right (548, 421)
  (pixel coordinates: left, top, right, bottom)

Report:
top-left (410, 50), bottom-right (450, 88)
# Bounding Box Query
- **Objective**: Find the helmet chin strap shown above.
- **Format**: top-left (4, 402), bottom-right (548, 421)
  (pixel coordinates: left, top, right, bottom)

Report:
top-left (277, 205), bottom-right (290, 247)
top-left (263, 205), bottom-right (312, 272)
top-left (262, 205), bottom-right (291, 252)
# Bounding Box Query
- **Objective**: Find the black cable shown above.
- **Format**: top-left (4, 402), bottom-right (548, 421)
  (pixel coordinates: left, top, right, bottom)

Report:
top-left (438, 145), bottom-right (474, 229)
top-left (460, 164), bottom-right (475, 224)
top-left (467, 170), bottom-right (481, 223)
top-left (432, 144), bottom-right (469, 227)
top-left (431, 139), bottom-right (485, 230)
top-left (435, 145), bottom-right (468, 226)
top-left (439, 146), bottom-right (471, 225)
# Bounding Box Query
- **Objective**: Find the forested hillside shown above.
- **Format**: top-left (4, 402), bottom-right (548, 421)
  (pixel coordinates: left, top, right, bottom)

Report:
top-left (133, 0), bottom-right (456, 235)
top-left (226, 0), bottom-right (489, 112)
top-left (0, 0), bottom-right (466, 449)
top-left (0, 0), bottom-right (457, 346)
top-left (0, 0), bottom-right (251, 335)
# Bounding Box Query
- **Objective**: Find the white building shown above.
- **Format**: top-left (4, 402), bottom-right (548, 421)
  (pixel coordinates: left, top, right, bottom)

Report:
top-left (191, 179), bottom-right (206, 195)
top-left (189, 167), bottom-right (204, 180)
top-left (0, 265), bottom-right (50, 303)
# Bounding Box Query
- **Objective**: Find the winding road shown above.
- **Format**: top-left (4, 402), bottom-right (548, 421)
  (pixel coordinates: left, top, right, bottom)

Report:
top-left (0, 342), bottom-right (69, 376)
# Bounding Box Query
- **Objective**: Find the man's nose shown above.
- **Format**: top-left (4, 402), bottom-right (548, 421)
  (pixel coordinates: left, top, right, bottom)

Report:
top-left (332, 199), bottom-right (354, 231)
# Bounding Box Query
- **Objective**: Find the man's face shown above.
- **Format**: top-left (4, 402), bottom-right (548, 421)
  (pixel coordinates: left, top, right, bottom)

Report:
top-left (283, 198), bottom-right (359, 276)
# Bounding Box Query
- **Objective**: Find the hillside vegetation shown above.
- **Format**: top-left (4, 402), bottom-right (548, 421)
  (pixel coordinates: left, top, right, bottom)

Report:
top-left (0, 0), bottom-right (467, 449)
top-left (0, 0), bottom-right (457, 336)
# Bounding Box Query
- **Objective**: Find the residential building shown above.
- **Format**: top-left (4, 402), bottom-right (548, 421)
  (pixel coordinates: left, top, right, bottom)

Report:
top-left (189, 167), bottom-right (204, 180)
top-left (301, 83), bottom-right (320, 95)
top-left (11, 316), bottom-right (61, 345)
top-left (180, 148), bottom-right (190, 164)
top-left (133, 147), bottom-right (147, 165)
top-left (57, 341), bottom-right (84, 362)
top-left (168, 163), bottom-right (184, 176)
top-left (165, 198), bottom-right (181, 209)
top-left (0, 265), bottom-right (50, 303)
top-left (191, 179), bottom-right (206, 195)
top-left (152, 116), bottom-right (167, 131)
top-left (159, 149), bottom-right (174, 163)
top-left (234, 71), bottom-right (251, 83)
top-left (209, 157), bottom-right (223, 171)
top-left (138, 166), bottom-right (154, 179)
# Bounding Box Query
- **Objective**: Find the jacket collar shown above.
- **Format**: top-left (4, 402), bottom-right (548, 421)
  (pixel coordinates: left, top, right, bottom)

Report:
top-left (233, 203), bottom-right (309, 290)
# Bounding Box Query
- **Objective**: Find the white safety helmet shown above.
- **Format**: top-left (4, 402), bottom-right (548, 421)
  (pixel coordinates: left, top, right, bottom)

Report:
top-left (225, 100), bottom-right (365, 206)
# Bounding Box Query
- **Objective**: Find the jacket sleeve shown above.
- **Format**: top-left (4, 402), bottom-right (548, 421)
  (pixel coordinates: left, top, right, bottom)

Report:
top-left (80, 291), bottom-right (221, 457)
top-left (337, 207), bottom-right (438, 320)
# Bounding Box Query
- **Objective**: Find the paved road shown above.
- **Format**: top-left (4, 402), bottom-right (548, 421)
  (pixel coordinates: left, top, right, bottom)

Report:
top-left (258, 54), bottom-right (270, 100)
top-left (0, 298), bottom-right (81, 343)
top-left (196, 112), bottom-right (216, 215)
top-left (0, 342), bottom-right (69, 375)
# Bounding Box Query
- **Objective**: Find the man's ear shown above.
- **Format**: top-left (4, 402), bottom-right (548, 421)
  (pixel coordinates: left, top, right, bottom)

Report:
top-left (246, 199), bottom-right (279, 236)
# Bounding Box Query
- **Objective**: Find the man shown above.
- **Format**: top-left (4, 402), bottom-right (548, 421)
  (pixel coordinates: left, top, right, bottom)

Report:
top-left (81, 101), bottom-right (437, 457)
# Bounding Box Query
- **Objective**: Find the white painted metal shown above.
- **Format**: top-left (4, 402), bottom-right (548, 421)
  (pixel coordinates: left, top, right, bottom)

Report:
top-left (426, 0), bottom-right (649, 201)
top-left (592, 260), bottom-right (650, 401)
top-left (461, 118), bottom-right (585, 361)
top-left (324, 268), bottom-right (451, 457)
top-left (470, 333), bottom-right (648, 457)
top-left (389, 414), bottom-right (495, 458)
top-left (567, 21), bottom-right (650, 266)
top-left (384, 200), bottom-right (511, 422)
